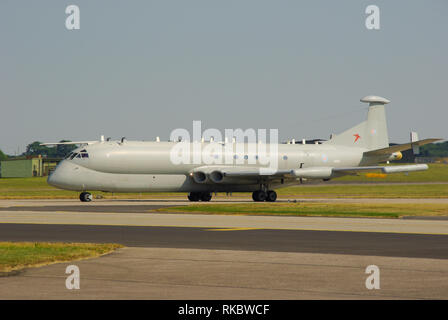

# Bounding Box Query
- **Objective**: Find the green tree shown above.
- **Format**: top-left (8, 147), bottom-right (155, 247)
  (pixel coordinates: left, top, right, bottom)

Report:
top-left (0, 149), bottom-right (7, 161)
top-left (54, 140), bottom-right (77, 158)
top-left (25, 141), bottom-right (52, 157)
top-left (420, 141), bottom-right (448, 157)
top-left (24, 140), bottom-right (77, 158)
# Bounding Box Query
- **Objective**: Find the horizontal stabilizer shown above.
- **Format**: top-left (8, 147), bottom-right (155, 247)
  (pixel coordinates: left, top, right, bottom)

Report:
top-left (364, 139), bottom-right (442, 156)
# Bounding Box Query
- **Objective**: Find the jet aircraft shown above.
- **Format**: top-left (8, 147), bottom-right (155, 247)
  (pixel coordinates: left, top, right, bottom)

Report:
top-left (45, 96), bottom-right (440, 202)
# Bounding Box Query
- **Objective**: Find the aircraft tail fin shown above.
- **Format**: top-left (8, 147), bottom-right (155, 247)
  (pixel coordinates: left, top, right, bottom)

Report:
top-left (325, 96), bottom-right (390, 150)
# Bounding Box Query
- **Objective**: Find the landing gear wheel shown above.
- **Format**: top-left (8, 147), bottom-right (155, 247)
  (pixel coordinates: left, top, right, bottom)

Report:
top-left (266, 190), bottom-right (277, 202)
top-left (79, 192), bottom-right (92, 202)
top-left (252, 190), bottom-right (267, 202)
top-left (188, 192), bottom-right (200, 201)
top-left (200, 192), bottom-right (212, 202)
top-left (252, 191), bottom-right (258, 201)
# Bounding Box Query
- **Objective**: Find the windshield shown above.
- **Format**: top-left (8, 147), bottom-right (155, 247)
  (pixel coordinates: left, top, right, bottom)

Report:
top-left (67, 150), bottom-right (89, 160)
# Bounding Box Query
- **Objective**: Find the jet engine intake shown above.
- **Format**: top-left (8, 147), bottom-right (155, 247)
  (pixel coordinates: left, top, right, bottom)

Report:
top-left (193, 171), bottom-right (207, 183)
top-left (209, 170), bottom-right (224, 183)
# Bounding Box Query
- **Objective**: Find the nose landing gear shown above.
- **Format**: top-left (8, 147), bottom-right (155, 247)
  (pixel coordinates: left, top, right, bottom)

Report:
top-left (79, 192), bottom-right (92, 202)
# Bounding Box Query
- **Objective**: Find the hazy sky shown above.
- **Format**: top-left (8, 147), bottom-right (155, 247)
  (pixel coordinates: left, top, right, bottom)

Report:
top-left (1, 0), bottom-right (447, 154)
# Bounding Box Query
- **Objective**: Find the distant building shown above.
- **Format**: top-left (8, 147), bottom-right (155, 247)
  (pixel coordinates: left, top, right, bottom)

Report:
top-left (0, 156), bottom-right (60, 178)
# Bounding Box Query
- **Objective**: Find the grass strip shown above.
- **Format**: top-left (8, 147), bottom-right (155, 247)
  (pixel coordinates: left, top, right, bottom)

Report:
top-left (0, 242), bottom-right (122, 273)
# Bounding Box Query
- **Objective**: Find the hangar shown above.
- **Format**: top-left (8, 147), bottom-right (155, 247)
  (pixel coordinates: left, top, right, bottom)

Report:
top-left (0, 156), bottom-right (59, 178)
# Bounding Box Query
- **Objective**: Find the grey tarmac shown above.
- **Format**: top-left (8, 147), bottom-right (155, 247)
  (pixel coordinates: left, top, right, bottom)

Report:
top-left (1, 247), bottom-right (447, 300)
top-left (0, 199), bottom-right (447, 299)
top-left (1, 223), bottom-right (448, 259)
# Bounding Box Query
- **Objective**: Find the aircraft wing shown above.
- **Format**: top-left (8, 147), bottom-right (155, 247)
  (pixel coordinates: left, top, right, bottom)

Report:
top-left (40, 141), bottom-right (98, 146)
top-left (331, 164), bottom-right (429, 174)
top-left (364, 139), bottom-right (442, 156)
top-left (218, 164), bottom-right (430, 178)
top-left (191, 163), bottom-right (429, 184)
top-left (221, 168), bottom-right (293, 177)
top-left (288, 164), bottom-right (428, 179)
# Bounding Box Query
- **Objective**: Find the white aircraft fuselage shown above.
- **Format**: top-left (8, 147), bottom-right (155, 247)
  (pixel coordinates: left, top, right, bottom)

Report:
top-left (48, 141), bottom-right (376, 193)
top-left (46, 96), bottom-right (438, 202)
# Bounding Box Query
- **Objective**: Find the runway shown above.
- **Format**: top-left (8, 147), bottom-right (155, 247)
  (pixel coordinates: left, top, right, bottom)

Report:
top-left (1, 199), bottom-right (448, 256)
top-left (1, 200), bottom-right (448, 235)
top-left (0, 199), bottom-right (447, 299)
top-left (0, 223), bottom-right (447, 259)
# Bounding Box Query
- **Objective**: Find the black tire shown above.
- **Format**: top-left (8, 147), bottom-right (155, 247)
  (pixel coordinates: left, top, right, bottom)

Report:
top-left (252, 191), bottom-right (260, 202)
top-left (200, 192), bottom-right (212, 202)
top-left (80, 192), bottom-right (92, 202)
top-left (188, 192), bottom-right (200, 201)
top-left (252, 190), bottom-right (267, 202)
top-left (266, 190), bottom-right (277, 202)
top-left (257, 190), bottom-right (267, 202)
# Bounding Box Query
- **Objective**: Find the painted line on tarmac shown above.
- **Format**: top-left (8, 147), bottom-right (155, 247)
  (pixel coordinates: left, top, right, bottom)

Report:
top-left (204, 227), bottom-right (261, 232)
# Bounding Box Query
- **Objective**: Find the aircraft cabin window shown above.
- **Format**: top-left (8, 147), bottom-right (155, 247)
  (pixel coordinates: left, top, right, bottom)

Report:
top-left (70, 153), bottom-right (78, 160)
top-left (81, 153), bottom-right (89, 158)
top-left (76, 154), bottom-right (81, 158)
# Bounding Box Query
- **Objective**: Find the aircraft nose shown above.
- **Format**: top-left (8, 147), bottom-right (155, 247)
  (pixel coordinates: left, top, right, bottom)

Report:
top-left (47, 164), bottom-right (64, 188)
top-left (47, 160), bottom-right (74, 189)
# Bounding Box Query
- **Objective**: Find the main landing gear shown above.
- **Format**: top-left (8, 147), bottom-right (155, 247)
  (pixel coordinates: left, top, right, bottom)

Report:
top-left (79, 192), bottom-right (92, 202)
top-left (188, 192), bottom-right (212, 202)
top-left (252, 190), bottom-right (277, 202)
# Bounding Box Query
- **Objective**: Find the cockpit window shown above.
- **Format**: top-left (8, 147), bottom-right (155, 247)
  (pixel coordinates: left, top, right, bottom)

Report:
top-left (67, 150), bottom-right (89, 160)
